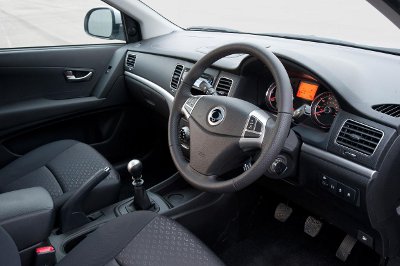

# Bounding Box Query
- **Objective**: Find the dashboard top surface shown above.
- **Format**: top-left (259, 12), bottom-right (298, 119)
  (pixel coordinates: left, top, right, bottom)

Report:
top-left (128, 30), bottom-right (400, 131)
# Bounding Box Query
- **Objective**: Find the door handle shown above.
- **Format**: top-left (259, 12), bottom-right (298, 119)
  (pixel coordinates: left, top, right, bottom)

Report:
top-left (64, 69), bottom-right (93, 82)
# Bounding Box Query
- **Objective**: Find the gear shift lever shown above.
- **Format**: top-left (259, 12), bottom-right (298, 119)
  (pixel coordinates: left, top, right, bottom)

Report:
top-left (127, 160), bottom-right (152, 210)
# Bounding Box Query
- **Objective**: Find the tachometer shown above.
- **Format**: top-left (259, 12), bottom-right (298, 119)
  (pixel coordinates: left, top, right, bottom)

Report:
top-left (265, 82), bottom-right (277, 112)
top-left (311, 92), bottom-right (340, 128)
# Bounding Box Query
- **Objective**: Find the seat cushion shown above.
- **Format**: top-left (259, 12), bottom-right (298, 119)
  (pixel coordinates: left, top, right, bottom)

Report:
top-left (58, 211), bottom-right (224, 266)
top-left (0, 140), bottom-right (120, 212)
top-left (0, 226), bottom-right (20, 266)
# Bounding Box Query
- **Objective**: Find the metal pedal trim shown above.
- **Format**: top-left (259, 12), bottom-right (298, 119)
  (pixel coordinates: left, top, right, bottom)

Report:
top-left (336, 235), bottom-right (357, 262)
top-left (274, 203), bottom-right (293, 222)
top-left (304, 216), bottom-right (323, 237)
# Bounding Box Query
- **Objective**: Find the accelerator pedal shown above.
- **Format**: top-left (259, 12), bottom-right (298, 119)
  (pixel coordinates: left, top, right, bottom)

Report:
top-left (304, 216), bottom-right (323, 237)
top-left (274, 203), bottom-right (293, 222)
top-left (336, 235), bottom-right (357, 262)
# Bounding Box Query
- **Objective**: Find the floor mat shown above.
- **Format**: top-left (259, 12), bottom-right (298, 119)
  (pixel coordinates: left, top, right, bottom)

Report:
top-left (219, 196), bottom-right (380, 266)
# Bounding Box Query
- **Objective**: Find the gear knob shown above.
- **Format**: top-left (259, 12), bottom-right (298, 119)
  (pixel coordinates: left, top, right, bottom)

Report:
top-left (127, 159), bottom-right (142, 180)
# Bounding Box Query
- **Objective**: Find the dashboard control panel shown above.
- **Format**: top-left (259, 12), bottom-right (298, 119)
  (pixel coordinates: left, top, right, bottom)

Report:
top-left (320, 175), bottom-right (358, 205)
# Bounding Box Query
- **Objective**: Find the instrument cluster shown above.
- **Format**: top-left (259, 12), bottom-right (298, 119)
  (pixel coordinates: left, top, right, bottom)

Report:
top-left (264, 78), bottom-right (340, 129)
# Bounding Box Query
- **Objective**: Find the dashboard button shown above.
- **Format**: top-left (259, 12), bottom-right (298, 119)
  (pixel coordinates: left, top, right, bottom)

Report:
top-left (320, 176), bottom-right (329, 188)
top-left (343, 186), bottom-right (356, 203)
top-left (328, 179), bottom-right (337, 193)
top-left (336, 183), bottom-right (345, 197)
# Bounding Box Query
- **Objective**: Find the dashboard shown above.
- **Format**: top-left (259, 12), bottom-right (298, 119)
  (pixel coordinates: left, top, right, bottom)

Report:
top-left (121, 30), bottom-right (400, 258)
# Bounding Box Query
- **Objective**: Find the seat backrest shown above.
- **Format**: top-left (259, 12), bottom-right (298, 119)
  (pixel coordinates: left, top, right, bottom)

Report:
top-left (0, 226), bottom-right (21, 266)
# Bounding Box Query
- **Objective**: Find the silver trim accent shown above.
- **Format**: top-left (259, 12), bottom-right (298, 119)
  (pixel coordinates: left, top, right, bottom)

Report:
top-left (170, 64), bottom-right (185, 92)
top-left (207, 107), bottom-right (225, 126)
top-left (302, 143), bottom-right (377, 178)
top-left (334, 119), bottom-right (384, 157)
top-left (239, 110), bottom-right (270, 150)
top-left (215, 76), bottom-right (234, 96)
top-left (124, 71), bottom-right (174, 111)
top-left (181, 96), bottom-right (203, 119)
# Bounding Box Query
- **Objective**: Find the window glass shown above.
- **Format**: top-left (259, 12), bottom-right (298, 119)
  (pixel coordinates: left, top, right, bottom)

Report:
top-left (0, 0), bottom-right (125, 49)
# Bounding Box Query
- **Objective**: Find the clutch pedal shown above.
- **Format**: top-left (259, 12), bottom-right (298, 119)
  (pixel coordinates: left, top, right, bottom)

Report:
top-left (336, 234), bottom-right (357, 262)
top-left (274, 203), bottom-right (293, 222)
top-left (304, 216), bottom-right (323, 237)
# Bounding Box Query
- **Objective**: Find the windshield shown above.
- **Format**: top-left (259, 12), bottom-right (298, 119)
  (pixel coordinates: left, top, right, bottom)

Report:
top-left (141, 0), bottom-right (400, 51)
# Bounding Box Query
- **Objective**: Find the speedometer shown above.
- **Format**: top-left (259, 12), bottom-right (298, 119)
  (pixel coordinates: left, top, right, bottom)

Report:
top-left (311, 92), bottom-right (340, 128)
top-left (265, 82), bottom-right (277, 112)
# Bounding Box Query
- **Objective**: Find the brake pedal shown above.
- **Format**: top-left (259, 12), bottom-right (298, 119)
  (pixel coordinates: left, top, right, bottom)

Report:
top-left (304, 216), bottom-right (323, 237)
top-left (274, 203), bottom-right (293, 222)
top-left (336, 235), bottom-right (357, 262)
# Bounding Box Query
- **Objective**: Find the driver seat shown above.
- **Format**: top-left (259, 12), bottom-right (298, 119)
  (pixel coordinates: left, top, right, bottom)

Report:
top-left (0, 211), bottom-right (224, 266)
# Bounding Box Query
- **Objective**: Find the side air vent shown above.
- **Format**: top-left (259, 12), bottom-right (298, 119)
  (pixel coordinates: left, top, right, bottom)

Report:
top-left (170, 64), bottom-right (184, 90)
top-left (215, 77), bottom-right (233, 96)
top-left (372, 104), bottom-right (400, 117)
top-left (336, 120), bottom-right (383, 156)
top-left (126, 53), bottom-right (136, 70)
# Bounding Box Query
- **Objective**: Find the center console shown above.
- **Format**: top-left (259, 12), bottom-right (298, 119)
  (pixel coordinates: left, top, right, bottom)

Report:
top-left (49, 161), bottom-right (235, 262)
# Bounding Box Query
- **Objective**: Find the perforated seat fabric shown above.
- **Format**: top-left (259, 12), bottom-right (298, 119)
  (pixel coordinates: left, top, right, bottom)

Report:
top-left (58, 211), bottom-right (225, 266)
top-left (0, 140), bottom-right (120, 212)
top-left (0, 212), bottom-right (224, 266)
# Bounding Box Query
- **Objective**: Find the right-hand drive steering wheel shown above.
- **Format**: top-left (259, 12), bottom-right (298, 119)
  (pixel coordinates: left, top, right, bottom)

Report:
top-left (168, 43), bottom-right (293, 193)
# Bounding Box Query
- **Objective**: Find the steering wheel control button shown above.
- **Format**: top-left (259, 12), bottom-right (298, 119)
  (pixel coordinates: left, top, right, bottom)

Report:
top-left (254, 121), bottom-right (263, 132)
top-left (208, 106), bottom-right (225, 126)
top-left (244, 131), bottom-right (261, 138)
top-left (246, 116), bottom-right (257, 130)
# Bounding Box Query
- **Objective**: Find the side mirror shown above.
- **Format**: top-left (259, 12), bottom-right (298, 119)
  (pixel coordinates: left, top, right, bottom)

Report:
top-left (84, 8), bottom-right (124, 40)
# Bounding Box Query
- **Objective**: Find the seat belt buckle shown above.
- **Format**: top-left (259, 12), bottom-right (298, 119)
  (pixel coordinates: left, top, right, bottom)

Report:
top-left (35, 246), bottom-right (56, 266)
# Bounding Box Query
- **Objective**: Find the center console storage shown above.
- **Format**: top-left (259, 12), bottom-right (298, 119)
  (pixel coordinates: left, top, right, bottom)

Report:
top-left (0, 187), bottom-right (54, 251)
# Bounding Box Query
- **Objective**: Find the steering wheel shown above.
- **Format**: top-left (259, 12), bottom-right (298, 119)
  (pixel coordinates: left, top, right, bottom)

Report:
top-left (168, 43), bottom-right (293, 193)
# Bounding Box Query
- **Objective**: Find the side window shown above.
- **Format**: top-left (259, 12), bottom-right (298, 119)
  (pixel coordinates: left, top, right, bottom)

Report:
top-left (0, 0), bottom-right (125, 49)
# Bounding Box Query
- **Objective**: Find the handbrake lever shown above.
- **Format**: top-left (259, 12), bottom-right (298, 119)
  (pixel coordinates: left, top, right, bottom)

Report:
top-left (60, 167), bottom-right (111, 233)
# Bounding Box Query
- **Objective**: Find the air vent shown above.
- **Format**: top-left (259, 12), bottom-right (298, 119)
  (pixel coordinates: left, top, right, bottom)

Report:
top-left (372, 104), bottom-right (400, 117)
top-left (170, 64), bottom-right (184, 90)
top-left (336, 120), bottom-right (383, 156)
top-left (215, 77), bottom-right (233, 96)
top-left (126, 53), bottom-right (136, 69)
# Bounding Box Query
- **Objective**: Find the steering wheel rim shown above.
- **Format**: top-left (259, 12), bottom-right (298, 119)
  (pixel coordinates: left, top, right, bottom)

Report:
top-left (168, 42), bottom-right (293, 193)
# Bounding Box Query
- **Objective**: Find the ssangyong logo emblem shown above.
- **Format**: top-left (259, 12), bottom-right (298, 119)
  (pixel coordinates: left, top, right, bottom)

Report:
top-left (208, 107), bottom-right (225, 126)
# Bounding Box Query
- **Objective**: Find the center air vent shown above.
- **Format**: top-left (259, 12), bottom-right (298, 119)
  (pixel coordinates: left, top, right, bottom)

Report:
top-left (215, 77), bottom-right (233, 96)
top-left (170, 64), bottom-right (184, 90)
top-left (126, 53), bottom-right (136, 70)
top-left (372, 104), bottom-right (400, 117)
top-left (336, 120), bottom-right (383, 156)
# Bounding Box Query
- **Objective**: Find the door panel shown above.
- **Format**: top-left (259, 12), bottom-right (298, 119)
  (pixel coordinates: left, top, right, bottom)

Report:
top-left (0, 45), bottom-right (121, 105)
top-left (0, 44), bottom-right (137, 168)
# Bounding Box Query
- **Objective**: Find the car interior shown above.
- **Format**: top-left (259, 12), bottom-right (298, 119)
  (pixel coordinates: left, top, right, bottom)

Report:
top-left (1, 0), bottom-right (400, 265)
